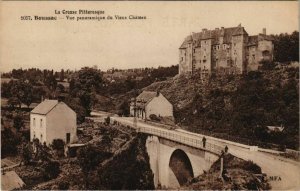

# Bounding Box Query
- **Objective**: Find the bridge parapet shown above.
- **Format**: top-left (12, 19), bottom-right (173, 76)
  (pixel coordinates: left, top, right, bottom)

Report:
top-left (138, 126), bottom-right (223, 155)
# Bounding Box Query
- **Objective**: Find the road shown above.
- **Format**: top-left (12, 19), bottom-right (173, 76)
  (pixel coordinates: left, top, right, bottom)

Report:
top-left (92, 113), bottom-right (300, 190)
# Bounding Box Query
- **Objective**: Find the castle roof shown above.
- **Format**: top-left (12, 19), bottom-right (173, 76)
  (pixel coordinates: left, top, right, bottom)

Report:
top-left (247, 34), bottom-right (274, 47)
top-left (180, 26), bottom-right (248, 48)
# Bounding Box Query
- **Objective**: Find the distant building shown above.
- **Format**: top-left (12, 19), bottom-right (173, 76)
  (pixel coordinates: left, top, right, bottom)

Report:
top-left (30, 100), bottom-right (77, 145)
top-left (179, 24), bottom-right (274, 76)
top-left (267, 125), bottom-right (284, 133)
top-left (130, 91), bottom-right (173, 120)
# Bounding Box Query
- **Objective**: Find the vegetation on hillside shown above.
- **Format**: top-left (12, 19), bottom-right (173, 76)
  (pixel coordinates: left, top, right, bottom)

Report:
top-left (183, 153), bottom-right (271, 190)
top-left (144, 64), bottom-right (299, 149)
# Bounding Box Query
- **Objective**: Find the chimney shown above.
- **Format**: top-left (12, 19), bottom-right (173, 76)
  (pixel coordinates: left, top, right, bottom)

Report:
top-left (156, 90), bottom-right (160, 97)
top-left (263, 28), bottom-right (266, 35)
top-left (202, 28), bottom-right (207, 33)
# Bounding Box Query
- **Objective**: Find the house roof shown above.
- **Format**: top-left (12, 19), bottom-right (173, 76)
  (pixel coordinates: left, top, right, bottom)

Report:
top-left (1, 171), bottom-right (25, 190)
top-left (136, 91), bottom-right (158, 103)
top-left (31, 100), bottom-right (59, 115)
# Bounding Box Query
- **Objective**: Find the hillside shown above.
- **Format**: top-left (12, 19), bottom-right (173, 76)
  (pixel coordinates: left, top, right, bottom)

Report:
top-left (143, 65), bottom-right (299, 149)
top-left (182, 153), bottom-right (271, 190)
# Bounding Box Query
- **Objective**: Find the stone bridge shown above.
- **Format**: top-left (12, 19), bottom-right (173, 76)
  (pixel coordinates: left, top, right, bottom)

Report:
top-left (141, 127), bottom-right (222, 188)
top-left (110, 116), bottom-right (224, 188)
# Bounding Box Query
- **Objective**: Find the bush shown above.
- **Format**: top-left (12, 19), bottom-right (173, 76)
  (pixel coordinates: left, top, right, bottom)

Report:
top-left (149, 114), bottom-right (160, 121)
top-left (51, 139), bottom-right (65, 151)
top-left (42, 160), bottom-right (60, 180)
top-left (243, 160), bottom-right (262, 174)
top-left (58, 181), bottom-right (70, 190)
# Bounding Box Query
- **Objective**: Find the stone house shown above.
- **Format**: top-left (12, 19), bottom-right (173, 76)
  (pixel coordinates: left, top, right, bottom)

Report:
top-left (130, 91), bottom-right (173, 120)
top-left (30, 99), bottom-right (77, 145)
top-left (179, 24), bottom-right (274, 76)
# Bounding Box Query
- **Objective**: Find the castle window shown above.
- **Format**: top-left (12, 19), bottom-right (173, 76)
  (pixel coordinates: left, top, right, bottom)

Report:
top-left (40, 119), bottom-right (43, 128)
top-left (252, 54), bottom-right (255, 60)
top-left (234, 43), bottom-right (236, 47)
top-left (223, 44), bottom-right (226, 49)
top-left (33, 118), bottom-right (36, 127)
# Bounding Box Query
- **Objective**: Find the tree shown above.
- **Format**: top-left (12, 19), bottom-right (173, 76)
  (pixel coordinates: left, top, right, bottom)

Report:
top-left (21, 143), bottom-right (32, 165)
top-left (76, 67), bottom-right (103, 93)
top-left (13, 114), bottom-right (24, 131)
top-left (60, 69), bottom-right (65, 82)
top-left (77, 145), bottom-right (101, 188)
top-left (117, 101), bottom-right (130, 116)
top-left (10, 80), bottom-right (34, 108)
top-left (42, 160), bottom-right (60, 180)
top-left (272, 31), bottom-right (299, 62)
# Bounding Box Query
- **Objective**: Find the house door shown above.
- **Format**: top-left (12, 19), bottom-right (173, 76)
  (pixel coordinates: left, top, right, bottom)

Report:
top-left (66, 133), bottom-right (70, 144)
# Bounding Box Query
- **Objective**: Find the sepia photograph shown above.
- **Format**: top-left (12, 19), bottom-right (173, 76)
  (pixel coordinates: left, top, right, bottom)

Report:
top-left (0, 1), bottom-right (299, 190)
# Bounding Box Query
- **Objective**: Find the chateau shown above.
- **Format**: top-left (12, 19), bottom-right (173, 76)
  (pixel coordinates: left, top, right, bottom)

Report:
top-left (179, 24), bottom-right (274, 76)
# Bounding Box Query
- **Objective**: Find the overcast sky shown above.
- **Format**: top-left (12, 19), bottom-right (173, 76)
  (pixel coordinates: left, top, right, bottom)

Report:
top-left (0, 1), bottom-right (298, 72)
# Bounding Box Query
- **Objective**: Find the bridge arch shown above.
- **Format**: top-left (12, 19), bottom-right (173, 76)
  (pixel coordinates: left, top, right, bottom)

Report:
top-left (168, 149), bottom-right (194, 186)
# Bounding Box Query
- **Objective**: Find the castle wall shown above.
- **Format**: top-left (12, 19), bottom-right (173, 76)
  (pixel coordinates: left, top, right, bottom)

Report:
top-left (231, 35), bottom-right (245, 73)
top-left (257, 40), bottom-right (273, 62)
top-left (199, 39), bottom-right (212, 72)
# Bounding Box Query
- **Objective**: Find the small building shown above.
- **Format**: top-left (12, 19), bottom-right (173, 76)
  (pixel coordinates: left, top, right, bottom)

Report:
top-left (130, 91), bottom-right (173, 120)
top-left (30, 99), bottom-right (77, 145)
top-left (267, 125), bottom-right (284, 133)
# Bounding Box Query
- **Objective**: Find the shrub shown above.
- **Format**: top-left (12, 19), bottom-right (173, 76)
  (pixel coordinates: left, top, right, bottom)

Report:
top-left (149, 114), bottom-right (160, 121)
top-left (42, 160), bottom-right (60, 180)
top-left (58, 181), bottom-right (70, 190)
top-left (51, 139), bottom-right (65, 151)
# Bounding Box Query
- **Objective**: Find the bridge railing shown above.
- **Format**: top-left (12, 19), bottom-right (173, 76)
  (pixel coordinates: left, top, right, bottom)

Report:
top-left (138, 126), bottom-right (223, 155)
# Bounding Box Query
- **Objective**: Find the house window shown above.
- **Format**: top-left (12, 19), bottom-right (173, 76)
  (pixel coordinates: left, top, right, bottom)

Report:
top-left (40, 134), bottom-right (43, 142)
top-left (181, 57), bottom-right (183, 61)
top-left (193, 49), bottom-right (196, 53)
top-left (223, 44), bottom-right (226, 49)
top-left (33, 118), bottom-right (36, 127)
top-left (252, 54), bottom-right (255, 60)
top-left (40, 119), bottom-right (43, 128)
